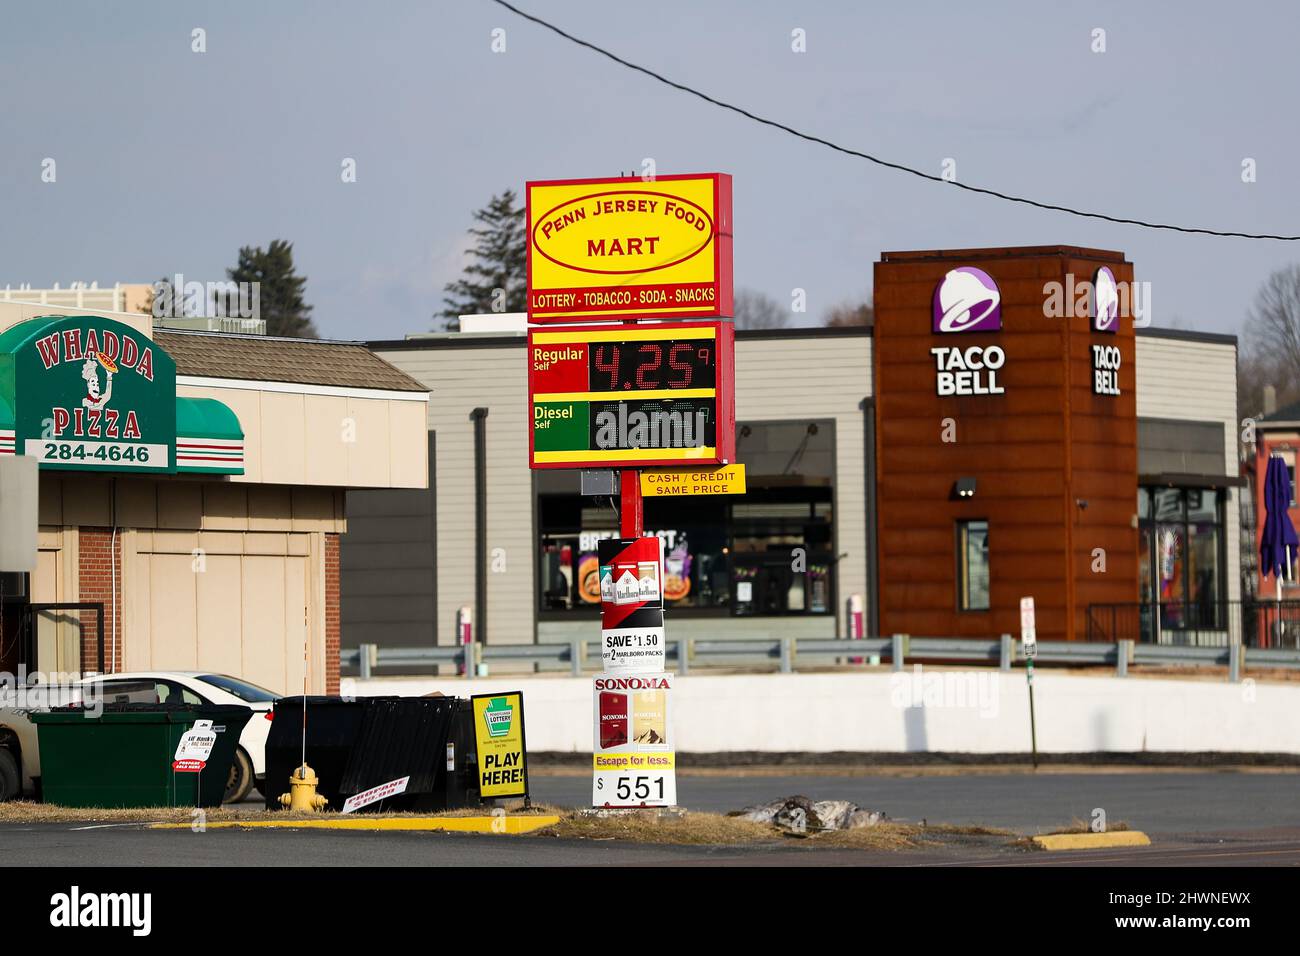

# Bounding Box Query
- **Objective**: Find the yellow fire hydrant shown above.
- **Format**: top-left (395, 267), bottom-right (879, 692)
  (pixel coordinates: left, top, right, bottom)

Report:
top-left (279, 763), bottom-right (329, 812)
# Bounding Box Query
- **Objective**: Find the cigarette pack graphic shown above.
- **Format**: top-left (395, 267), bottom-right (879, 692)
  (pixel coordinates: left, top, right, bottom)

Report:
top-left (598, 691), bottom-right (629, 749)
top-left (632, 690), bottom-right (666, 744)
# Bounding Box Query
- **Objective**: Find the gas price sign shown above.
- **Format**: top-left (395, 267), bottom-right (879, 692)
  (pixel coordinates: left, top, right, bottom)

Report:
top-left (528, 321), bottom-right (735, 469)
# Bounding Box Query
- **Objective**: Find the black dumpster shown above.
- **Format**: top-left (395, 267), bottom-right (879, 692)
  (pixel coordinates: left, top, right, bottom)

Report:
top-left (265, 696), bottom-right (479, 811)
top-left (263, 696), bottom-right (366, 809)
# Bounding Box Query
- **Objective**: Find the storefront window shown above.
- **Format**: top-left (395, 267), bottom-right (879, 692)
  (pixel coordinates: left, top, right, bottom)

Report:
top-left (537, 420), bottom-right (836, 617)
top-left (957, 520), bottom-right (990, 611)
top-left (1138, 487), bottom-right (1225, 632)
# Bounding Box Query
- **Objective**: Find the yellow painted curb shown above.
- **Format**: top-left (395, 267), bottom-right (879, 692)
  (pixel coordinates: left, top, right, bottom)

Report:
top-left (150, 815), bottom-right (560, 834)
top-left (1032, 831), bottom-right (1151, 851)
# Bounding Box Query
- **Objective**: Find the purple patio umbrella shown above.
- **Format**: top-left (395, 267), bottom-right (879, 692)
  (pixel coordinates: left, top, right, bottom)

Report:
top-left (1260, 456), bottom-right (1299, 644)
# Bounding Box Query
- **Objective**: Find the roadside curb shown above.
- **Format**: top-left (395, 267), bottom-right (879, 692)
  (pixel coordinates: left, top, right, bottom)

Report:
top-left (149, 815), bottom-right (560, 834)
top-left (1032, 831), bottom-right (1151, 851)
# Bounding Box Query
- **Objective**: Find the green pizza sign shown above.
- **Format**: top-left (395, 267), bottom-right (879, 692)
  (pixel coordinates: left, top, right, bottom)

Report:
top-left (3, 315), bottom-right (176, 472)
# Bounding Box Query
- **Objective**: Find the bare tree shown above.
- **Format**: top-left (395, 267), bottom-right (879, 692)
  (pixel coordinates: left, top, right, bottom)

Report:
top-left (732, 289), bottom-right (789, 330)
top-left (1242, 265), bottom-right (1300, 416)
top-left (825, 298), bottom-right (874, 328)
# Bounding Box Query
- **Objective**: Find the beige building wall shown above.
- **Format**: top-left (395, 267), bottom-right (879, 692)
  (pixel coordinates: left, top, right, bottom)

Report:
top-left (1135, 333), bottom-right (1241, 605)
top-left (124, 530), bottom-right (317, 696)
top-left (735, 334), bottom-right (873, 636)
top-left (176, 380), bottom-right (427, 490)
top-left (31, 474), bottom-right (343, 693)
top-left (375, 341), bottom-right (534, 646)
top-left (29, 528), bottom-right (80, 675)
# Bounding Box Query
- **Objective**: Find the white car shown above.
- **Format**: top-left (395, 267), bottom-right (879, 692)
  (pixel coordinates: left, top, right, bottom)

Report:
top-left (78, 672), bottom-right (279, 803)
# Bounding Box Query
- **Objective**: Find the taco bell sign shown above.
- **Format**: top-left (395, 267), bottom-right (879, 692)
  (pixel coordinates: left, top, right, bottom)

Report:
top-left (1092, 266), bottom-right (1119, 333)
top-left (931, 267), bottom-right (1006, 396)
top-left (933, 267), bottom-right (1002, 333)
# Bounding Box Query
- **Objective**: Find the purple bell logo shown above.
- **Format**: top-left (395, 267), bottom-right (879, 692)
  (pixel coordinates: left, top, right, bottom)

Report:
top-left (933, 267), bottom-right (1001, 333)
top-left (1093, 266), bottom-right (1119, 333)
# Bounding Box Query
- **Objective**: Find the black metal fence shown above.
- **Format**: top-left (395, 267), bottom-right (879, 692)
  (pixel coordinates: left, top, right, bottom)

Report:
top-left (1087, 600), bottom-right (1300, 649)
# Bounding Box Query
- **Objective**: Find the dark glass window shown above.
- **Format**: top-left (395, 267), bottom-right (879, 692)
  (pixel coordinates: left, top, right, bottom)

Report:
top-left (957, 520), bottom-right (990, 611)
top-left (537, 420), bottom-right (835, 617)
top-left (1137, 486), bottom-right (1226, 632)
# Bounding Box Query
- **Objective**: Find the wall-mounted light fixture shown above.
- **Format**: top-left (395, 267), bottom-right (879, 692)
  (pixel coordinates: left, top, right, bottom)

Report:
top-left (952, 477), bottom-right (977, 500)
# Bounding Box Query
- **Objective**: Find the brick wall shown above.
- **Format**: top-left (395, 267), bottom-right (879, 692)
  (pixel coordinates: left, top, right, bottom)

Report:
top-left (78, 528), bottom-right (122, 675)
top-left (325, 533), bottom-right (340, 695)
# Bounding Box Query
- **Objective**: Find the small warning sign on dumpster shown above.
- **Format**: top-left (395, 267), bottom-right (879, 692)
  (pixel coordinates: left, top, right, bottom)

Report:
top-left (172, 719), bottom-right (216, 773)
top-left (471, 692), bottom-right (529, 799)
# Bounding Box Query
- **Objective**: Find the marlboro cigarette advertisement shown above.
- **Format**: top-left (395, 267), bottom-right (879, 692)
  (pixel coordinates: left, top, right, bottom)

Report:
top-left (598, 535), bottom-right (663, 609)
top-left (598, 536), bottom-right (666, 673)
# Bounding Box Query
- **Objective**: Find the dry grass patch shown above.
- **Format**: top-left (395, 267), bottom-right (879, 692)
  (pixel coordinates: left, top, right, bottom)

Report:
top-left (814, 821), bottom-right (1013, 850)
top-left (537, 810), bottom-right (778, 845)
top-left (0, 802), bottom-right (252, 825)
top-left (0, 800), bottom-right (1017, 853)
top-left (532, 810), bottom-right (1011, 850)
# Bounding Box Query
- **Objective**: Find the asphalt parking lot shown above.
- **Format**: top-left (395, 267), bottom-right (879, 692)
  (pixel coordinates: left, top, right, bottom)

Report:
top-left (527, 768), bottom-right (1300, 835)
top-left (3, 769), bottom-right (1297, 867)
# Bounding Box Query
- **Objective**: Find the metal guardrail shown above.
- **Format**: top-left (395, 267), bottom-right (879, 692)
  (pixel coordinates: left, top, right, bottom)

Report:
top-left (341, 633), bottom-right (1300, 683)
top-left (1087, 599), bottom-right (1300, 650)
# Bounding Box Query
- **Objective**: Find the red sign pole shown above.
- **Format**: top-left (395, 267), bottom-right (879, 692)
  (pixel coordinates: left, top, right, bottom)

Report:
top-left (618, 314), bottom-right (645, 540)
top-left (619, 469), bottom-right (643, 538)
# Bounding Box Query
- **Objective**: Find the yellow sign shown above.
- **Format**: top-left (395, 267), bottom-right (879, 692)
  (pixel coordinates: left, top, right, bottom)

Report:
top-left (526, 173), bottom-right (733, 322)
top-left (640, 464), bottom-right (746, 497)
top-left (471, 692), bottom-right (529, 799)
top-left (593, 752), bottom-right (676, 771)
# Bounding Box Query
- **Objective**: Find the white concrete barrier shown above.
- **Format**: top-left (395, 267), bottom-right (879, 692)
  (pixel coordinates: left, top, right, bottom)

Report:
top-left (339, 670), bottom-right (1300, 754)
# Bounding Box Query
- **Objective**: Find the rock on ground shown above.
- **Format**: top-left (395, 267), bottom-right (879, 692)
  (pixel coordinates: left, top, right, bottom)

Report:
top-left (733, 795), bottom-right (886, 831)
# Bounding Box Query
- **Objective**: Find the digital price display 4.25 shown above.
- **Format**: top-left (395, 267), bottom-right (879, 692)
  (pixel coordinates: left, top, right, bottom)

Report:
top-left (528, 321), bottom-right (735, 469)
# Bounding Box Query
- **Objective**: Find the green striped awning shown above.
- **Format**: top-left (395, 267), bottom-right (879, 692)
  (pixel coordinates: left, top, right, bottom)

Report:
top-left (0, 393), bottom-right (13, 457)
top-left (175, 397), bottom-right (244, 475)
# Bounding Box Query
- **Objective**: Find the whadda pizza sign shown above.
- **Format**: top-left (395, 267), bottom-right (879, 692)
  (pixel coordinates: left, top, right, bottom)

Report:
top-left (0, 315), bottom-right (177, 472)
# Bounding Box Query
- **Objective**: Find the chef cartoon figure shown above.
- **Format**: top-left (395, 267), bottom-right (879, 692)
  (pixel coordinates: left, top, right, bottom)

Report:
top-left (82, 353), bottom-right (116, 410)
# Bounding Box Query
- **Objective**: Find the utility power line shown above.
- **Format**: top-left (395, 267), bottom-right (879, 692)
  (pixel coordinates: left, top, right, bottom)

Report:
top-left (490, 0), bottom-right (1299, 242)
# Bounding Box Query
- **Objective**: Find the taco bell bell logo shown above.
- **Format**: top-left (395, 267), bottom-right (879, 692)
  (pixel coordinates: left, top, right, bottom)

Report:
top-left (1092, 266), bottom-right (1119, 333)
top-left (933, 267), bottom-right (1002, 333)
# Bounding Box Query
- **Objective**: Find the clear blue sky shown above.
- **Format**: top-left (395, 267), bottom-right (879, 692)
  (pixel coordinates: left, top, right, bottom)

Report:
top-left (1, 0), bottom-right (1296, 340)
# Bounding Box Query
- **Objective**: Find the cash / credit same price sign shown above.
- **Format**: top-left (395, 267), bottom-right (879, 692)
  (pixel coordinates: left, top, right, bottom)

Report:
top-left (528, 321), bottom-right (736, 469)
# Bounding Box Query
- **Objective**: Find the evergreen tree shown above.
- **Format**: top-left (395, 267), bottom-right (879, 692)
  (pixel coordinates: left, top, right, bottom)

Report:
top-left (438, 190), bottom-right (526, 329)
top-left (222, 239), bottom-right (317, 337)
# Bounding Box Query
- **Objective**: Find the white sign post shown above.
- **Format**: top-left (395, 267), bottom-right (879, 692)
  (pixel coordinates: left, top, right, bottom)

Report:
top-left (1019, 597), bottom-right (1039, 769)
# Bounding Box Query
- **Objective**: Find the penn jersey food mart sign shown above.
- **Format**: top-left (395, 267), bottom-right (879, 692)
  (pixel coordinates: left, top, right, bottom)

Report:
top-left (526, 174), bottom-right (733, 322)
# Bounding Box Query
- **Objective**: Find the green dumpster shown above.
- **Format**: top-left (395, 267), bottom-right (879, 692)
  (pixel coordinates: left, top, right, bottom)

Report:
top-left (32, 704), bottom-right (252, 808)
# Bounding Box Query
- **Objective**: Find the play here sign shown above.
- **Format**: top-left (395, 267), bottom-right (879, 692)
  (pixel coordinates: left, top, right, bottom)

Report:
top-left (640, 464), bottom-right (746, 497)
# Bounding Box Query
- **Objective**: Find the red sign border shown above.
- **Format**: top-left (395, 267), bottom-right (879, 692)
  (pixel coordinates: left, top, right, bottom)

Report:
top-left (527, 320), bottom-right (735, 470)
top-left (525, 173), bottom-right (733, 323)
